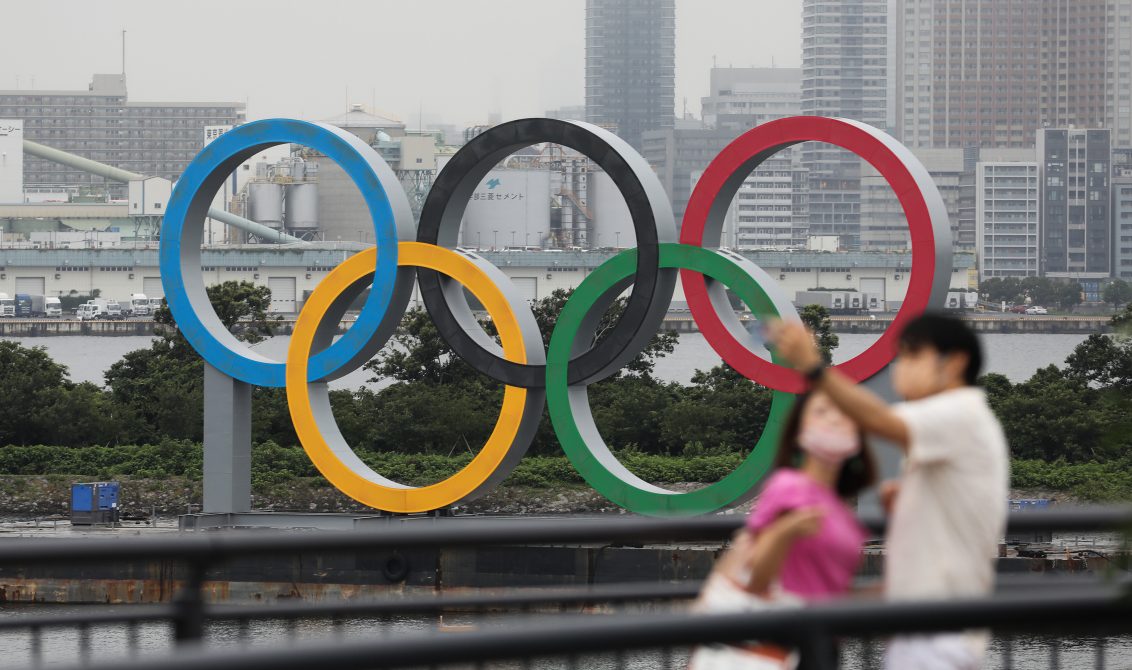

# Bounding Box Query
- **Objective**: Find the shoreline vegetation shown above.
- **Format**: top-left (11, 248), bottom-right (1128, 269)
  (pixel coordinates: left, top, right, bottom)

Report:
top-left (0, 447), bottom-right (1110, 520)
top-left (1, 281), bottom-right (1131, 516)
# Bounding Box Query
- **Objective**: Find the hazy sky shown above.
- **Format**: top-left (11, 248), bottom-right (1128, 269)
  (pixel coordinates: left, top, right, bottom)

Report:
top-left (2, 0), bottom-right (802, 127)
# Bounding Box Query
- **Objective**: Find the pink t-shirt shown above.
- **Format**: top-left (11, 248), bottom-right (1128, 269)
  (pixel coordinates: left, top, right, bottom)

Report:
top-left (746, 468), bottom-right (867, 601)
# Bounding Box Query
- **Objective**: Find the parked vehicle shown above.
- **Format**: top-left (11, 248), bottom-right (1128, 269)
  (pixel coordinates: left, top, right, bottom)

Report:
top-left (104, 300), bottom-right (123, 320)
top-left (129, 293), bottom-right (150, 317)
top-left (18, 294), bottom-right (61, 318)
top-left (945, 291), bottom-right (979, 311)
top-left (40, 296), bottom-right (62, 317)
top-left (76, 304), bottom-right (104, 321)
top-left (0, 293), bottom-right (14, 317)
top-left (1025, 306), bottom-right (1049, 315)
top-left (794, 290), bottom-right (882, 315)
top-left (148, 297), bottom-right (163, 313)
top-left (78, 299), bottom-right (124, 321)
top-left (14, 294), bottom-right (33, 317)
top-left (1007, 304), bottom-right (1029, 314)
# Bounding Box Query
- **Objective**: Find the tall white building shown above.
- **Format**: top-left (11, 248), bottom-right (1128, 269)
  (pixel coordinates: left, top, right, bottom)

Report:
top-left (0, 120), bottom-right (23, 204)
top-left (976, 162), bottom-right (1040, 282)
top-left (726, 155), bottom-right (809, 250)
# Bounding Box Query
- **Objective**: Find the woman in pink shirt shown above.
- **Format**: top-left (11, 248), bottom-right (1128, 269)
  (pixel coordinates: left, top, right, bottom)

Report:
top-left (694, 390), bottom-right (875, 666)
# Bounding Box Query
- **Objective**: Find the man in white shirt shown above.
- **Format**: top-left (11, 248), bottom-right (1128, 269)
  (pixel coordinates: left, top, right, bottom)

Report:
top-left (770, 312), bottom-right (1009, 669)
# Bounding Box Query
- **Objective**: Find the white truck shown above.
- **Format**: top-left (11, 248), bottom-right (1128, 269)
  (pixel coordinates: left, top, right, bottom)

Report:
top-left (76, 303), bottom-right (103, 321)
top-left (77, 298), bottom-right (123, 321)
top-left (0, 293), bottom-right (14, 318)
top-left (128, 293), bottom-right (150, 317)
top-left (30, 295), bottom-right (62, 317)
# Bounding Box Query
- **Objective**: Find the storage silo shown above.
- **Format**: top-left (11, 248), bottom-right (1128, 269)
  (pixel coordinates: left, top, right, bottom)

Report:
top-left (589, 171), bottom-right (634, 249)
top-left (284, 183), bottom-right (319, 234)
top-left (461, 169), bottom-right (552, 250)
top-left (247, 182), bottom-right (284, 230)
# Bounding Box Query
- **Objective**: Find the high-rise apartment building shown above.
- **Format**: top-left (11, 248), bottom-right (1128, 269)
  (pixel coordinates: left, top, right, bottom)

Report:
top-left (976, 162), bottom-right (1041, 282)
top-left (958, 147), bottom-right (1036, 256)
top-left (701, 67), bottom-right (802, 132)
top-left (585, 0), bottom-right (675, 150)
top-left (801, 0), bottom-right (890, 250)
top-left (1113, 147), bottom-right (1132, 280)
top-left (860, 148), bottom-right (965, 252)
top-left (895, 0), bottom-right (1132, 148)
top-left (691, 67), bottom-right (809, 249)
top-left (1038, 128), bottom-right (1112, 278)
top-left (641, 126), bottom-right (736, 227)
top-left (724, 154), bottom-right (810, 250)
top-left (0, 74), bottom-right (245, 198)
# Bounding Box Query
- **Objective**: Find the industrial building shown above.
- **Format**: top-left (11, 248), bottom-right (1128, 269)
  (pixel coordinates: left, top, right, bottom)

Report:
top-left (0, 120), bottom-right (23, 203)
top-left (0, 74), bottom-right (244, 199)
top-left (0, 245), bottom-right (976, 315)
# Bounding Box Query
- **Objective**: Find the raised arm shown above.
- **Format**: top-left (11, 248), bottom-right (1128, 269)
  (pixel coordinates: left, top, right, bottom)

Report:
top-left (768, 321), bottom-right (910, 450)
top-left (709, 507), bottom-right (824, 596)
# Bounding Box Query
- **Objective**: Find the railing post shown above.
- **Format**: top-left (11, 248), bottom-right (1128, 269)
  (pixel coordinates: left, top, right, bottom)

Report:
top-left (796, 628), bottom-right (836, 670)
top-left (173, 560), bottom-right (208, 643)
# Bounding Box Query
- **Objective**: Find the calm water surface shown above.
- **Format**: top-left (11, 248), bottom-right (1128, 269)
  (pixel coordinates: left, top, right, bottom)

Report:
top-left (1, 332), bottom-right (1091, 389)
top-left (0, 605), bottom-right (1125, 669)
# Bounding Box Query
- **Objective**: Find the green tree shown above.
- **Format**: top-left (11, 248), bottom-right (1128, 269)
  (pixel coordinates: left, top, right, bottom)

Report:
top-left (528, 288), bottom-right (680, 379)
top-left (1064, 333), bottom-right (1132, 390)
top-left (362, 289), bottom-right (680, 457)
top-left (987, 365), bottom-right (1116, 462)
top-left (1052, 281), bottom-right (1083, 311)
top-left (659, 365), bottom-right (773, 455)
top-left (0, 342), bottom-right (116, 446)
top-left (364, 307), bottom-right (479, 386)
top-left (1104, 280), bottom-right (1132, 310)
top-left (799, 304), bottom-right (839, 364)
top-left (106, 281), bottom-right (281, 445)
top-left (979, 277), bottom-right (1024, 305)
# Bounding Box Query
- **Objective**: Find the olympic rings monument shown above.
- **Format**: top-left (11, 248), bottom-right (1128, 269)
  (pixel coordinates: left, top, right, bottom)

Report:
top-left (161, 116), bottom-right (952, 521)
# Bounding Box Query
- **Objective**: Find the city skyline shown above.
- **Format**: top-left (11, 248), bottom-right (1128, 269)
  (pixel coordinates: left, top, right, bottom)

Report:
top-left (0, 0), bottom-right (803, 128)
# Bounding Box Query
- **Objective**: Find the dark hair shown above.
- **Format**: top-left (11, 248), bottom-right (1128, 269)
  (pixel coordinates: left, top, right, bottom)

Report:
top-left (772, 391), bottom-right (876, 498)
top-left (897, 312), bottom-right (983, 385)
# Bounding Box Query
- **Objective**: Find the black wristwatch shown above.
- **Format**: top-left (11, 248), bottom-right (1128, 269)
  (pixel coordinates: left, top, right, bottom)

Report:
top-left (804, 363), bottom-right (826, 384)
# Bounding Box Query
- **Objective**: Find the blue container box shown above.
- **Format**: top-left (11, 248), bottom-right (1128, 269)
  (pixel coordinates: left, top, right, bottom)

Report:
top-left (71, 481), bottom-right (120, 524)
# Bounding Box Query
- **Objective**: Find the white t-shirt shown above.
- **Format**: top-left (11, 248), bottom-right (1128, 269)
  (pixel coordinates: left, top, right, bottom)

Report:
top-left (887, 387), bottom-right (1009, 602)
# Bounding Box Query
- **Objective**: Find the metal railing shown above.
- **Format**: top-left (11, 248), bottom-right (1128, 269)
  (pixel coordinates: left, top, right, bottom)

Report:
top-left (0, 508), bottom-right (1129, 670)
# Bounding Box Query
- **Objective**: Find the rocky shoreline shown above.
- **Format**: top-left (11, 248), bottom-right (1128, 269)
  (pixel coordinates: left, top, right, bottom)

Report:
top-left (0, 475), bottom-right (1075, 521)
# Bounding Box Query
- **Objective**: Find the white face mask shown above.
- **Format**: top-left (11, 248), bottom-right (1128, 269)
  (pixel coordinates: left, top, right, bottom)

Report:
top-left (797, 424), bottom-right (861, 465)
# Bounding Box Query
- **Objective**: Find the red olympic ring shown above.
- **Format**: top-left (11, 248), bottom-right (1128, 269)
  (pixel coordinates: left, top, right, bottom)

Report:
top-left (680, 116), bottom-right (951, 394)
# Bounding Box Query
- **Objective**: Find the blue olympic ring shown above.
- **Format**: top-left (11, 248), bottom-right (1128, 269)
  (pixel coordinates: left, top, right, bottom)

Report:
top-left (160, 119), bottom-right (414, 388)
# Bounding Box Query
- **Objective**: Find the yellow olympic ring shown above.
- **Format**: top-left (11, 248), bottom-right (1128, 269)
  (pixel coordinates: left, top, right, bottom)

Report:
top-left (286, 242), bottom-right (532, 513)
